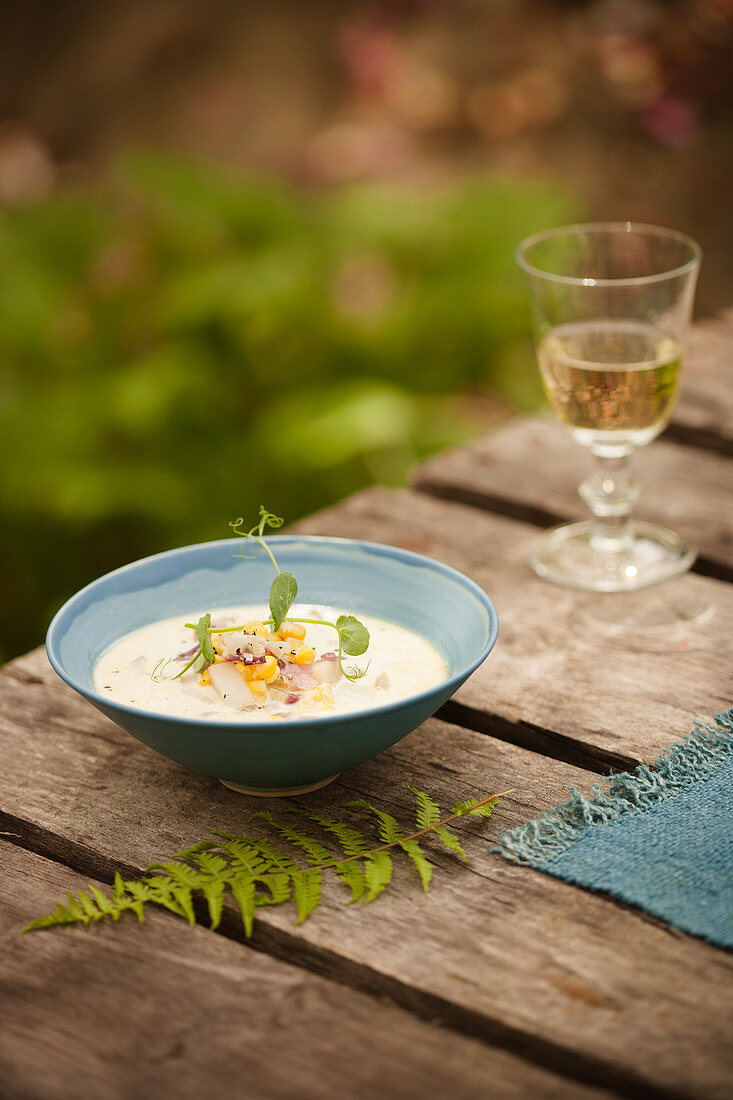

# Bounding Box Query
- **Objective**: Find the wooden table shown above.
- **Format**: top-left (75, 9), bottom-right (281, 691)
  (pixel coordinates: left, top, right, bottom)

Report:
top-left (2, 311), bottom-right (732, 1100)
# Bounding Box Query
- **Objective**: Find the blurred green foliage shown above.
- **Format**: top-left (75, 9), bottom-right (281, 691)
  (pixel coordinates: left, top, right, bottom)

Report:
top-left (0, 153), bottom-right (575, 662)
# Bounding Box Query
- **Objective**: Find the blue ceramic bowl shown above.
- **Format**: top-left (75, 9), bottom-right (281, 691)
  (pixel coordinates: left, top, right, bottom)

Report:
top-left (46, 536), bottom-right (498, 796)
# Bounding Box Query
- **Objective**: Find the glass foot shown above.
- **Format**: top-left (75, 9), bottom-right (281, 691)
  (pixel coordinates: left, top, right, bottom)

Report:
top-left (529, 520), bottom-right (697, 592)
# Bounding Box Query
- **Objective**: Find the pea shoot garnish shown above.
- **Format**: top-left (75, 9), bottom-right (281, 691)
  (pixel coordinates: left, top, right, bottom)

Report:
top-left (153, 508), bottom-right (370, 693)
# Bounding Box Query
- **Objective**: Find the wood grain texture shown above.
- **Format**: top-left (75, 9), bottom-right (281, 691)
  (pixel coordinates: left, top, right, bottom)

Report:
top-left (2, 650), bottom-right (732, 1099)
top-left (3, 847), bottom-right (610, 1100)
top-left (673, 308), bottom-right (733, 453)
top-left (294, 487), bottom-right (733, 770)
top-left (412, 416), bottom-right (733, 578)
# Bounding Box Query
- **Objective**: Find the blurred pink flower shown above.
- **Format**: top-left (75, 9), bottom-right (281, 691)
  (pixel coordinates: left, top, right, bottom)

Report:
top-left (641, 95), bottom-right (699, 147)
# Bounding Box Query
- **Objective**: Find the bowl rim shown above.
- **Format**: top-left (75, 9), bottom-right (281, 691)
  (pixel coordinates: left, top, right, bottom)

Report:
top-left (46, 534), bottom-right (499, 732)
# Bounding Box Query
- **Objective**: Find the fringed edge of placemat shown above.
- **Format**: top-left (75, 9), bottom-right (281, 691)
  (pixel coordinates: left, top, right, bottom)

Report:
top-left (493, 707), bottom-right (733, 866)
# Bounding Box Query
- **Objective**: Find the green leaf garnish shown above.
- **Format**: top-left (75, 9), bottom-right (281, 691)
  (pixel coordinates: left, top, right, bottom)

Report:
top-left (336, 615), bottom-right (370, 656)
top-left (269, 571), bottom-right (298, 631)
top-left (156, 507), bottom-right (372, 681)
top-left (193, 613), bottom-right (216, 665)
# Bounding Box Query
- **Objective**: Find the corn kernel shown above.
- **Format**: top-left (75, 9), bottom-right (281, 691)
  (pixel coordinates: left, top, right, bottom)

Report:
top-left (212, 635), bottom-right (225, 656)
top-left (236, 662), bottom-right (259, 683)
top-left (297, 684), bottom-right (335, 714)
top-left (244, 620), bottom-right (268, 638)
top-left (256, 656), bottom-right (279, 683)
top-left (293, 646), bottom-right (314, 667)
top-left (199, 669), bottom-right (211, 686)
top-left (279, 621), bottom-right (306, 641)
top-left (247, 680), bottom-right (268, 701)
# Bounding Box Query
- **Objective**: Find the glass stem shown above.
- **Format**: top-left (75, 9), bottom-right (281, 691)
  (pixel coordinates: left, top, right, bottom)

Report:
top-left (579, 448), bottom-right (639, 552)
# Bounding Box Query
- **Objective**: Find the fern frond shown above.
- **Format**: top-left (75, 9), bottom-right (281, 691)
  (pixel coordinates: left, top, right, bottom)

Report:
top-left (451, 796), bottom-right (500, 818)
top-left (23, 897), bottom-right (84, 933)
top-left (199, 877), bottom-right (227, 929)
top-left (252, 811), bottom-right (331, 865)
top-left (346, 799), bottom-right (405, 845)
top-left (291, 868), bottom-right (322, 924)
top-left (23, 786), bottom-right (508, 938)
top-left (87, 883), bottom-right (118, 917)
top-left (256, 872), bottom-right (292, 907)
top-left (434, 826), bottom-right (467, 861)
top-left (410, 787), bottom-right (442, 831)
top-left (334, 860), bottom-right (367, 904)
top-left (398, 839), bottom-right (432, 890)
top-left (229, 875), bottom-right (256, 937)
top-left (216, 837), bottom-right (271, 877)
top-left (291, 808), bottom-right (369, 859)
top-left (347, 798), bottom-right (433, 889)
top-left (244, 835), bottom-right (300, 873)
top-left (362, 851), bottom-right (392, 903)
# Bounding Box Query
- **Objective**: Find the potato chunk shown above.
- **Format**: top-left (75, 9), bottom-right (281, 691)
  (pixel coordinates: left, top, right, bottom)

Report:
top-left (208, 662), bottom-right (258, 708)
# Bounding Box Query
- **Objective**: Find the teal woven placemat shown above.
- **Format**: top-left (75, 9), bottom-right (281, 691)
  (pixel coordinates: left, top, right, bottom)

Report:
top-left (493, 709), bottom-right (733, 949)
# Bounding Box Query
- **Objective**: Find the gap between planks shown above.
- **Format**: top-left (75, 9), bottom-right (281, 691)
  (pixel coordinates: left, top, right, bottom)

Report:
top-left (412, 477), bottom-right (733, 587)
top-left (411, 418), bottom-right (733, 584)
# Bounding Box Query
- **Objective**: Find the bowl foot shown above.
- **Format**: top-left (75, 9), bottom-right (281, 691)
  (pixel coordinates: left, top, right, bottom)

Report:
top-left (219, 774), bottom-right (340, 797)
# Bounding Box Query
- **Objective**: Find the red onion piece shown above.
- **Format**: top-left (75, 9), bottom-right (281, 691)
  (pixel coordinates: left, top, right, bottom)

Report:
top-left (285, 693), bottom-right (299, 705)
top-left (282, 663), bottom-right (318, 690)
top-left (320, 651), bottom-right (338, 661)
top-left (175, 645), bottom-right (200, 661)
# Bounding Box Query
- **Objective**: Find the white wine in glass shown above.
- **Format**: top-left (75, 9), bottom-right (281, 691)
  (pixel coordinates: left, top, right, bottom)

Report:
top-left (516, 223), bottom-right (701, 592)
top-left (538, 320), bottom-right (681, 450)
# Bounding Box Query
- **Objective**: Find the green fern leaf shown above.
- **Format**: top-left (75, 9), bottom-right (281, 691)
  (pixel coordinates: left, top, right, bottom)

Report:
top-left (76, 888), bottom-right (103, 922)
top-left (246, 836), bottom-right (298, 870)
top-left (410, 787), bottom-right (442, 831)
top-left (65, 892), bottom-right (88, 924)
top-left (256, 872), bottom-right (292, 907)
top-left (229, 875), bottom-right (256, 937)
top-left (147, 868), bottom-right (197, 925)
top-left (362, 851), bottom-right (392, 903)
top-left (177, 840), bottom-right (221, 859)
top-left (86, 883), bottom-right (115, 916)
top-left (218, 837), bottom-right (270, 877)
top-left (253, 811), bottom-right (331, 865)
top-left (291, 808), bottom-right (369, 859)
top-left (334, 860), bottom-right (367, 904)
top-left (346, 799), bottom-right (405, 845)
top-left (190, 850), bottom-right (229, 877)
top-left (399, 839), bottom-right (433, 891)
top-left (23, 786), bottom-right (506, 938)
top-left (200, 878), bottom-right (227, 929)
top-left (347, 799), bottom-right (433, 889)
top-left (124, 880), bottom-right (154, 922)
top-left (22, 906), bottom-right (75, 933)
top-left (434, 826), bottom-right (467, 861)
top-left (291, 868), bottom-right (322, 924)
top-left (451, 797), bottom-right (499, 818)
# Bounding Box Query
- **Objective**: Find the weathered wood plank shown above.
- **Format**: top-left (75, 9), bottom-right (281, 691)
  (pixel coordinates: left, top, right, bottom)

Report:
top-left (2, 650), bottom-right (731, 1099)
top-left (412, 416), bottom-right (733, 578)
top-left (2, 846), bottom-right (608, 1100)
top-left (294, 487), bottom-right (733, 770)
top-left (673, 308), bottom-right (733, 453)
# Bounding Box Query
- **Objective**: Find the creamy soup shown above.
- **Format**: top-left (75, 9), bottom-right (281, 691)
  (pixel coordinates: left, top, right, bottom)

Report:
top-left (94, 604), bottom-right (448, 722)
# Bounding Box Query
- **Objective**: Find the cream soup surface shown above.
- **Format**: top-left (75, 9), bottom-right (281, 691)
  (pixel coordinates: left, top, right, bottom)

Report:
top-left (94, 604), bottom-right (448, 721)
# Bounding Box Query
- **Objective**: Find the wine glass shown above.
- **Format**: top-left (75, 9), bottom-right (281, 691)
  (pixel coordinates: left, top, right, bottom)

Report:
top-left (515, 222), bottom-right (701, 592)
